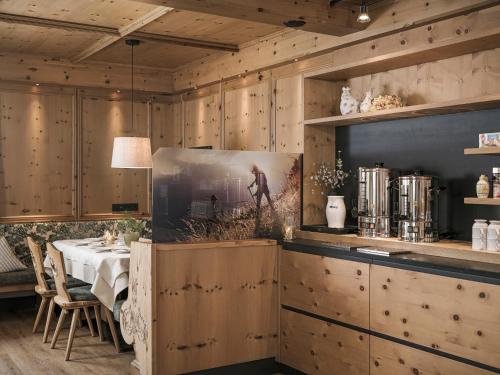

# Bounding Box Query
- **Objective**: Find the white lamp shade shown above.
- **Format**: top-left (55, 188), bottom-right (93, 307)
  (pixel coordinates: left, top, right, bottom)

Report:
top-left (111, 137), bottom-right (152, 168)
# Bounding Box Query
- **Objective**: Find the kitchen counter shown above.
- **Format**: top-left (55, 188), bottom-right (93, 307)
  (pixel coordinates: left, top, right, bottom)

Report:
top-left (284, 238), bottom-right (500, 285)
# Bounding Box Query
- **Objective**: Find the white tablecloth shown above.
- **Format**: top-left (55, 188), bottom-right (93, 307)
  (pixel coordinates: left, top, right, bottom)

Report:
top-left (43, 238), bottom-right (130, 310)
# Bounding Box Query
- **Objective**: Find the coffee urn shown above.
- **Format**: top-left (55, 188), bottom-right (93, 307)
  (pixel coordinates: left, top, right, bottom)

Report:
top-left (396, 172), bottom-right (440, 242)
top-left (357, 163), bottom-right (391, 238)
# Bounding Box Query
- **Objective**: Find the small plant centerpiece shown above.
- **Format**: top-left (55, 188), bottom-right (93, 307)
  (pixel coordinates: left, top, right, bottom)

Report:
top-left (310, 151), bottom-right (351, 228)
top-left (120, 217), bottom-right (145, 246)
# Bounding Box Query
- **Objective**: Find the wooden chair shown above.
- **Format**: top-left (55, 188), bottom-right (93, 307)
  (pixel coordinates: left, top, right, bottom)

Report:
top-left (27, 237), bottom-right (57, 343)
top-left (27, 237), bottom-right (88, 343)
top-left (47, 243), bottom-right (104, 361)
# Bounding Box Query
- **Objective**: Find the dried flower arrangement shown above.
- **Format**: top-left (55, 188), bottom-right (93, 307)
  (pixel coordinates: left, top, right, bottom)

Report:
top-left (310, 150), bottom-right (351, 195)
top-left (369, 94), bottom-right (404, 111)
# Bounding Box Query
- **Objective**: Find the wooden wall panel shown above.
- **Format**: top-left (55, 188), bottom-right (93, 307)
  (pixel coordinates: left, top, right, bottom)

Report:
top-left (155, 242), bottom-right (278, 375)
top-left (224, 81), bottom-right (271, 151)
top-left (370, 336), bottom-right (496, 375)
top-left (81, 96), bottom-right (149, 216)
top-left (275, 75), bottom-right (304, 153)
top-left (302, 124), bottom-right (335, 225)
top-left (151, 101), bottom-right (183, 153)
top-left (370, 265), bottom-right (500, 369)
top-left (183, 94), bottom-right (221, 149)
top-left (281, 250), bottom-right (369, 328)
top-left (304, 79), bottom-right (340, 120)
top-left (280, 308), bottom-right (369, 375)
top-left (0, 88), bottom-right (75, 219)
top-left (346, 48), bottom-right (500, 110)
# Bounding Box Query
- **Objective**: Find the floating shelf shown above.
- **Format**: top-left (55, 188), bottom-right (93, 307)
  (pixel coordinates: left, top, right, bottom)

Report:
top-left (464, 198), bottom-right (500, 206)
top-left (304, 94), bottom-right (500, 127)
top-left (464, 147), bottom-right (500, 155)
top-left (304, 27), bottom-right (500, 81)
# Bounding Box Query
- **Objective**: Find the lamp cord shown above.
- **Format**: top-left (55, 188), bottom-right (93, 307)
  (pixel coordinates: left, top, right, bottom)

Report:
top-left (131, 42), bottom-right (134, 128)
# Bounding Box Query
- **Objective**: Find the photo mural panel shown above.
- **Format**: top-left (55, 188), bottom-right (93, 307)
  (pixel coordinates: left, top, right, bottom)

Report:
top-left (153, 148), bottom-right (302, 243)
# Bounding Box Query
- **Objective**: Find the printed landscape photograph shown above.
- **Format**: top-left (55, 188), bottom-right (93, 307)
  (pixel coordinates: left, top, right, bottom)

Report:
top-left (152, 148), bottom-right (302, 243)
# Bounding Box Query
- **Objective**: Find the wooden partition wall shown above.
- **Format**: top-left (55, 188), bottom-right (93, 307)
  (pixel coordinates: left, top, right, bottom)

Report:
top-left (121, 240), bottom-right (279, 375)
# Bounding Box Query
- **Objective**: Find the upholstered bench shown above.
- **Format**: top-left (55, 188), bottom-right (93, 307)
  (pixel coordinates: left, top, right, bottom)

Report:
top-left (0, 267), bottom-right (36, 298)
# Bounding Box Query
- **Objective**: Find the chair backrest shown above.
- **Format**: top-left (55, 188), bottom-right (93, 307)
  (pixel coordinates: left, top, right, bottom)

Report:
top-left (27, 237), bottom-right (50, 291)
top-left (46, 243), bottom-right (72, 303)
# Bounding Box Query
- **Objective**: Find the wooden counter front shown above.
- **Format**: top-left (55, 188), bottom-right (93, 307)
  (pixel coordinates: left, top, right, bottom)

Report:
top-left (370, 264), bottom-right (500, 369)
top-left (280, 308), bottom-right (369, 375)
top-left (281, 250), bottom-right (369, 328)
top-left (370, 336), bottom-right (495, 375)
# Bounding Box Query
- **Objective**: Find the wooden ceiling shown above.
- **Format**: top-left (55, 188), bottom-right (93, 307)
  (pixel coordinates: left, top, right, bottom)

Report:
top-left (0, 0), bottom-right (364, 71)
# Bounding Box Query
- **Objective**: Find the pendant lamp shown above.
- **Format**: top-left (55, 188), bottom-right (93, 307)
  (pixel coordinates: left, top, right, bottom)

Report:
top-left (111, 39), bottom-right (152, 169)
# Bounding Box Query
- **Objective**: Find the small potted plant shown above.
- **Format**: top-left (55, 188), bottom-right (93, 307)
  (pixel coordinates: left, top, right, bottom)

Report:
top-left (121, 217), bottom-right (145, 246)
top-left (310, 151), bottom-right (350, 228)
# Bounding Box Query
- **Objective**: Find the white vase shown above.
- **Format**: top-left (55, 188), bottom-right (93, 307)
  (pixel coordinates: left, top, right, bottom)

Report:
top-left (326, 195), bottom-right (346, 229)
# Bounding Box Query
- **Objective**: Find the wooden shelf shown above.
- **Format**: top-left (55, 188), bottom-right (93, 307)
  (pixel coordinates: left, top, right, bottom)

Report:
top-left (304, 95), bottom-right (500, 127)
top-left (304, 27), bottom-right (500, 81)
top-left (464, 198), bottom-right (500, 205)
top-left (464, 147), bottom-right (500, 155)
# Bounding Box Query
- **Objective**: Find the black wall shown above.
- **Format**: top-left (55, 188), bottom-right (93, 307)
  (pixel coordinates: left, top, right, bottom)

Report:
top-left (336, 108), bottom-right (500, 241)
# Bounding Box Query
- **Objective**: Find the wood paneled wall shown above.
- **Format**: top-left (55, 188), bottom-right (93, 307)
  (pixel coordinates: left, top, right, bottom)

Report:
top-left (0, 85), bottom-right (75, 220)
top-left (275, 75), bottom-right (304, 153)
top-left (183, 93), bottom-right (221, 149)
top-left (80, 95), bottom-right (150, 216)
top-left (151, 101), bottom-right (183, 152)
top-left (0, 83), bottom-right (181, 222)
top-left (224, 80), bottom-right (272, 151)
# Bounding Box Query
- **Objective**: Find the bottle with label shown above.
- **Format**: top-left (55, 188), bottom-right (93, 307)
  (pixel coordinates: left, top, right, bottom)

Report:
top-left (493, 168), bottom-right (500, 198)
top-left (476, 175), bottom-right (489, 198)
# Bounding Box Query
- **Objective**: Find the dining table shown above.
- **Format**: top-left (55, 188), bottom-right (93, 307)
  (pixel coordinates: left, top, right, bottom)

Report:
top-left (43, 238), bottom-right (130, 310)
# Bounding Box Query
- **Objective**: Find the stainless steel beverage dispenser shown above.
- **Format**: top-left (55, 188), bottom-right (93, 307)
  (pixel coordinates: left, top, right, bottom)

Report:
top-left (396, 172), bottom-right (440, 242)
top-left (357, 163), bottom-right (391, 238)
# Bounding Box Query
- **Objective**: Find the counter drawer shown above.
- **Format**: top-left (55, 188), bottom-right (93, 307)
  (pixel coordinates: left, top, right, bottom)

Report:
top-left (280, 308), bottom-right (369, 375)
top-left (280, 250), bottom-right (369, 328)
top-left (370, 336), bottom-right (496, 375)
top-left (370, 265), bottom-right (500, 369)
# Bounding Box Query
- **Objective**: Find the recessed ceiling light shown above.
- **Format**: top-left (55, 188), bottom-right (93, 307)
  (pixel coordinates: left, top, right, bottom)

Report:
top-left (116, 89), bottom-right (121, 93)
top-left (35, 83), bottom-right (40, 86)
top-left (284, 19), bottom-right (306, 28)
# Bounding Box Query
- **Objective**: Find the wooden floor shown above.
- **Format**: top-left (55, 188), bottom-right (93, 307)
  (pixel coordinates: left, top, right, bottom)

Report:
top-left (0, 297), bottom-right (135, 375)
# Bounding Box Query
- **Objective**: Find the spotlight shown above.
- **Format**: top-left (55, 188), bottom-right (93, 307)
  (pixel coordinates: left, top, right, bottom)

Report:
top-left (357, 0), bottom-right (371, 23)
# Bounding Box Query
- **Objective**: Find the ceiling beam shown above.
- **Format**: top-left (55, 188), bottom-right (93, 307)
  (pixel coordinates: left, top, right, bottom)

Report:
top-left (72, 6), bottom-right (174, 62)
top-left (129, 0), bottom-right (365, 36)
top-left (132, 31), bottom-right (240, 52)
top-left (0, 12), bottom-right (239, 53)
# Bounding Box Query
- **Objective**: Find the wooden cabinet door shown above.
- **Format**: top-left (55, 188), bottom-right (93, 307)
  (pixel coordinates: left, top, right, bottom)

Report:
top-left (370, 336), bottom-right (496, 375)
top-left (370, 265), bottom-right (500, 369)
top-left (280, 308), bottom-right (369, 375)
top-left (281, 250), bottom-right (369, 328)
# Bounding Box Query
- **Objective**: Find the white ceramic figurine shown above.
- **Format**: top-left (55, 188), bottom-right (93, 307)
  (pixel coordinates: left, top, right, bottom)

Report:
top-left (359, 89), bottom-right (373, 113)
top-left (340, 86), bottom-right (359, 115)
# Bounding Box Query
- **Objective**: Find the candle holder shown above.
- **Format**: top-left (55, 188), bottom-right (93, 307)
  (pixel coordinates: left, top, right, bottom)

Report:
top-left (284, 216), bottom-right (296, 241)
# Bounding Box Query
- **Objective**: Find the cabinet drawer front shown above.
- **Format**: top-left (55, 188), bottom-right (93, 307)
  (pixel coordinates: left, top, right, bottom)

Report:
top-left (281, 250), bottom-right (369, 328)
top-left (370, 336), bottom-right (496, 375)
top-left (370, 265), bottom-right (500, 369)
top-left (280, 308), bottom-right (369, 375)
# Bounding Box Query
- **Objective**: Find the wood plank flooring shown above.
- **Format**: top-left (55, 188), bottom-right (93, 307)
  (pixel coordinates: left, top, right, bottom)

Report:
top-left (0, 297), bottom-right (135, 375)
